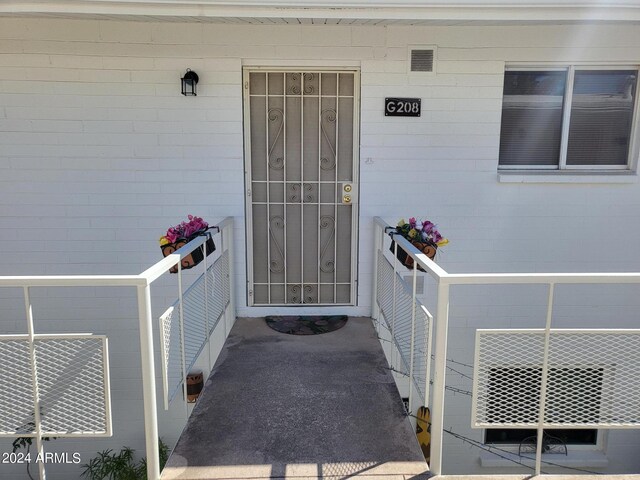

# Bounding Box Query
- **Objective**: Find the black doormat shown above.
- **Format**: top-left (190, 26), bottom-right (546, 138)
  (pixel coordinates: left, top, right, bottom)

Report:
top-left (265, 315), bottom-right (348, 335)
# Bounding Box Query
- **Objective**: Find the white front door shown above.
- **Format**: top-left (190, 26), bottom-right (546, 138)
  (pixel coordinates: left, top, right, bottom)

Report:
top-left (244, 69), bottom-right (360, 306)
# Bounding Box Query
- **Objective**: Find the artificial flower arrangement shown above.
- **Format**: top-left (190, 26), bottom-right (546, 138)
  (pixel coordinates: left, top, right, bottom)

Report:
top-left (159, 215), bottom-right (215, 273)
top-left (391, 217), bottom-right (449, 271)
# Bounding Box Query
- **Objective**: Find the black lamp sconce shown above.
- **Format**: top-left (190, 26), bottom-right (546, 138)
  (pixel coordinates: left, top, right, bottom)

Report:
top-left (181, 69), bottom-right (199, 96)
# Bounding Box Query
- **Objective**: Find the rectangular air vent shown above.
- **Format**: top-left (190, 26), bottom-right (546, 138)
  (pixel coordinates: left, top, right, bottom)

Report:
top-left (411, 49), bottom-right (434, 72)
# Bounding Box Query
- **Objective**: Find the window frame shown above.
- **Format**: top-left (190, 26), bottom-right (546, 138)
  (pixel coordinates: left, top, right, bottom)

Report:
top-left (499, 64), bottom-right (640, 172)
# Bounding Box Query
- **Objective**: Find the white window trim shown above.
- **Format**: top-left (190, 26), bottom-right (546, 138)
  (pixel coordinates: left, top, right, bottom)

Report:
top-left (479, 449), bottom-right (610, 469)
top-left (498, 170), bottom-right (638, 184)
top-left (499, 64), bottom-right (640, 173)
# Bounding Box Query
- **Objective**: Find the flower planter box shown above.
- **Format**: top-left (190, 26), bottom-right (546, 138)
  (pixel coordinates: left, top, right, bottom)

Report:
top-left (161, 232), bottom-right (215, 274)
top-left (391, 217), bottom-right (448, 272)
top-left (390, 239), bottom-right (437, 272)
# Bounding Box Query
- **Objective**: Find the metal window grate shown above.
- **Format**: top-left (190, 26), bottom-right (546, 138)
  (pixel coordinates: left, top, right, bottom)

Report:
top-left (0, 335), bottom-right (110, 437)
top-left (473, 329), bottom-right (640, 428)
top-left (411, 50), bottom-right (434, 72)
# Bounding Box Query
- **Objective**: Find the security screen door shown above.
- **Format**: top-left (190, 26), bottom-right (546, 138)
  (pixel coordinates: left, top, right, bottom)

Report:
top-left (244, 70), bottom-right (360, 306)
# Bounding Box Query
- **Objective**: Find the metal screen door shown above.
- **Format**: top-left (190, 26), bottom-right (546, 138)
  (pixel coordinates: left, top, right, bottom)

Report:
top-left (244, 69), bottom-right (360, 306)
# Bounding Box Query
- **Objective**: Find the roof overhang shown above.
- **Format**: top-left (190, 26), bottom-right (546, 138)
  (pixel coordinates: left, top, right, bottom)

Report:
top-left (1, 0), bottom-right (640, 24)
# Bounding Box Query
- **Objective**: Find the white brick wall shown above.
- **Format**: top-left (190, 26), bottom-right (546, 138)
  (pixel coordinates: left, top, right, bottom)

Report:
top-left (0, 17), bottom-right (639, 477)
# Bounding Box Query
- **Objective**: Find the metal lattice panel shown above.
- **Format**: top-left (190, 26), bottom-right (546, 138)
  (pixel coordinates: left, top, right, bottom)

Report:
top-left (35, 336), bottom-right (110, 435)
top-left (0, 335), bottom-right (110, 437)
top-left (412, 304), bottom-right (432, 403)
top-left (182, 273), bottom-right (208, 375)
top-left (473, 330), bottom-right (544, 427)
top-left (546, 332), bottom-right (640, 426)
top-left (473, 329), bottom-right (640, 428)
top-left (207, 250), bottom-right (230, 335)
top-left (376, 251), bottom-right (432, 405)
top-left (159, 307), bottom-right (183, 406)
top-left (0, 338), bottom-right (35, 435)
top-left (159, 252), bottom-right (232, 408)
top-left (376, 250), bottom-right (395, 327)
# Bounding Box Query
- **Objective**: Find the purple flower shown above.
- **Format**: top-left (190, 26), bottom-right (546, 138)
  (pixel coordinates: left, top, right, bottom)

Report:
top-left (396, 216), bottom-right (448, 250)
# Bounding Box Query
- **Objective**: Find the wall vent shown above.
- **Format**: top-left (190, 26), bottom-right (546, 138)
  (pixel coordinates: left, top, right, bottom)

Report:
top-left (410, 49), bottom-right (434, 72)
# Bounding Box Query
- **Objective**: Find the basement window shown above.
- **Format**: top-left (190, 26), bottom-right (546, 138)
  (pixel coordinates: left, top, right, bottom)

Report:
top-left (485, 428), bottom-right (597, 446)
top-left (483, 366), bottom-right (603, 447)
top-left (498, 66), bottom-right (639, 171)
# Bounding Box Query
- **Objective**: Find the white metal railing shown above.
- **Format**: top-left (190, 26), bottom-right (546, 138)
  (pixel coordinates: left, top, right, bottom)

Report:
top-left (372, 217), bottom-right (640, 476)
top-left (374, 248), bottom-right (433, 429)
top-left (159, 248), bottom-right (231, 410)
top-left (0, 217), bottom-right (235, 480)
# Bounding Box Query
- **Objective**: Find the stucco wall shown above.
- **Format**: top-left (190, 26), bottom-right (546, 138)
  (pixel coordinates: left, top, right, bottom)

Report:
top-left (1, 17), bottom-right (640, 477)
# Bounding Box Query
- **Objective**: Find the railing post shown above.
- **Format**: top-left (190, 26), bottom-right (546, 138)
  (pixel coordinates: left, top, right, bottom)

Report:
top-left (391, 240), bottom-right (399, 372)
top-left (177, 264), bottom-right (188, 419)
top-left (535, 283), bottom-right (555, 475)
top-left (429, 281), bottom-right (450, 475)
top-left (137, 284), bottom-right (160, 480)
top-left (424, 308), bottom-right (433, 408)
top-left (225, 222), bottom-right (236, 333)
top-left (408, 263), bottom-right (418, 430)
top-left (24, 287), bottom-right (46, 480)
top-left (203, 237), bottom-right (211, 371)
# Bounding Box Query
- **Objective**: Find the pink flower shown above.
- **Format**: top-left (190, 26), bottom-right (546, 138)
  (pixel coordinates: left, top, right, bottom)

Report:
top-left (163, 215), bottom-right (210, 243)
top-left (409, 217), bottom-right (417, 228)
top-left (165, 229), bottom-right (178, 243)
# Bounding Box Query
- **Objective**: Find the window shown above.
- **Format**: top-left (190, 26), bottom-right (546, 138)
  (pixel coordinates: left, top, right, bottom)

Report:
top-left (485, 428), bottom-right (597, 446)
top-left (499, 67), bottom-right (638, 170)
top-left (484, 366), bottom-right (603, 447)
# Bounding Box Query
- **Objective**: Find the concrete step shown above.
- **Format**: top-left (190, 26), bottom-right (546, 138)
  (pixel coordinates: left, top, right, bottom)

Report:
top-left (161, 317), bottom-right (429, 480)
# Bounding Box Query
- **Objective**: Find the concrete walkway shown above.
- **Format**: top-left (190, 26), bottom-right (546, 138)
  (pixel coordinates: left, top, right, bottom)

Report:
top-left (162, 317), bottom-right (430, 480)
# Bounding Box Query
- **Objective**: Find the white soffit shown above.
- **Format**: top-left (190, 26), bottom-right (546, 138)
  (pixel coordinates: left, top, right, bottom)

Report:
top-left (1, 1), bottom-right (640, 24)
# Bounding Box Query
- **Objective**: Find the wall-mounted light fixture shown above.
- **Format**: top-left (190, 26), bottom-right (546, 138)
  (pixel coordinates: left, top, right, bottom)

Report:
top-left (181, 69), bottom-right (199, 96)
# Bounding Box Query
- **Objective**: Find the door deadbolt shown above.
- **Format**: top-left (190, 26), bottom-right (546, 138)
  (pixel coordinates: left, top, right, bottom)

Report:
top-left (340, 183), bottom-right (356, 204)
